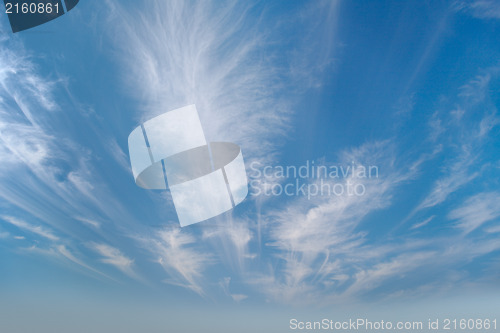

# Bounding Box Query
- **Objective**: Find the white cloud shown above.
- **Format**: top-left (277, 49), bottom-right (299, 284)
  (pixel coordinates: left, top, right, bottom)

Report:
top-left (100, 0), bottom-right (342, 299)
top-left (0, 121), bottom-right (54, 168)
top-left (57, 245), bottom-right (115, 281)
top-left (231, 294), bottom-right (248, 302)
top-left (459, 73), bottom-right (492, 103)
top-left (416, 151), bottom-right (479, 210)
top-left (244, 121), bottom-right (500, 304)
top-left (0, 32), bottom-right (146, 272)
top-left (1, 0), bottom-right (498, 307)
top-left (456, 0), bottom-right (500, 19)
top-left (411, 215), bottom-right (435, 230)
top-left (74, 216), bottom-right (101, 229)
top-left (448, 192), bottom-right (500, 234)
top-left (485, 225), bottom-right (500, 233)
top-left (105, 1), bottom-right (285, 161)
top-left (415, 69), bottom-right (499, 212)
top-left (105, 1), bottom-right (339, 164)
top-left (106, 138), bottom-right (132, 173)
top-left (219, 277), bottom-right (248, 302)
top-left (344, 251), bottom-right (436, 296)
top-left (0, 45), bottom-right (57, 120)
top-left (1, 216), bottom-right (59, 241)
top-left (202, 217), bottom-right (254, 270)
top-left (146, 228), bottom-right (212, 296)
top-left (249, 140), bottom-right (416, 303)
top-left (477, 112), bottom-right (500, 138)
top-left (89, 242), bottom-right (139, 280)
top-left (0, 32), bottom-right (100, 235)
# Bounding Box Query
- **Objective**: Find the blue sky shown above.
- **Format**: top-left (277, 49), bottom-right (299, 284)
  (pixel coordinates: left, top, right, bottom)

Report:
top-left (1, 1), bottom-right (500, 332)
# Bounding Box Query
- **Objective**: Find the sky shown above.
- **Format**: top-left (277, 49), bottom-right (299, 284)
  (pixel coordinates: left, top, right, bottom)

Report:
top-left (1, 1), bottom-right (500, 332)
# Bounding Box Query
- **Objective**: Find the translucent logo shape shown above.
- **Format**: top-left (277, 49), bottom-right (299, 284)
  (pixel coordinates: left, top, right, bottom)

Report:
top-left (128, 105), bottom-right (248, 227)
top-left (4, 0), bottom-right (80, 33)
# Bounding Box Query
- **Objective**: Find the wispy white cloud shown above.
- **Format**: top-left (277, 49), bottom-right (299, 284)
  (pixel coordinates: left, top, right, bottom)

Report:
top-left (246, 82), bottom-right (500, 303)
top-left (1, 216), bottom-right (59, 241)
top-left (202, 217), bottom-right (254, 270)
top-left (0, 45), bottom-right (57, 120)
top-left (477, 111), bottom-right (500, 138)
top-left (344, 251), bottom-right (436, 296)
top-left (89, 242), bottom-right (139, 280)
top-left (459, 72), bottom-right (492, 102)
top-left (231, 294), bottom-right (248, 302)
top-left (411, 215), bottom-right (435, 230)
top-left (286, 0), bottom-right (341, 89)
top-left (74, 216), bottom-right (101, 229)
top-left (485, 225), bottom-right (500, 233)
top-left (0, 30), bottom-right (146, 268)
top-left (1, 0), bottom-right (499, 307)
top-left (455, 0), bottom-right (500, 19)
top-left (9, 241), bottom-right (115, 282)
top-left (105, 138), bottom-right (132, 173)
top-left (0, 121), bottom-right (54, 169)
top-left (219, 277), bottom-right (248, 302)
top-left (105, 1), bottom-right (286, 161)
top-left (248, 140), bottom-right (416, 303)
top-left (0, 33), bottom-right (87, 225)
top-left (416, 149), bottom-right (479, 210)
top-left (0, 33), bottom-right (151, 287)
top-left (57, 245), bottom-right (114, 281)
top-left (105, 0), bottom-right (339, 164)
top-left (448, 192), bottom-right (500, 234)
top-left (102, 0), bottom-right (343, 299)
top-left (414, 68), bottom-right (499, 212)
top-left (145, 228), bottom-right (212, 296)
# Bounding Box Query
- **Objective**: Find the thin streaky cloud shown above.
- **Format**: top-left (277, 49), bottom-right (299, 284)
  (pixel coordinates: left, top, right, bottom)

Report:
top-left (344, 251), bottom-right (436, 297)
top-left (455, 0), bottom-right (500, 19)
top-left (219, 277), bottom-right (248, 302)
top-left (74, 216), bottom-right (101, 229)
top-left (202, 217), bottom-right (254, 272)
top-left (0, 32), bottom-right (154, 288)
top-left (448, 192), bottom-right (500, 234)
top-left (0, 0), bottom-right (499, 309)
top-left (89, 242), bottom-right (140, 280)
top-left (411, 216), bottom-right (436, 230)
top-left (416, 153), bottom-right (479, 211)
top-left (459, 72), bottom-right (492, 103)
top-left (1, 216), bottom-right (59, 241)
top-left (252, 140), bottom-right (415, 304)
top-left (106, 1), bottom-right (339, 164)
top-left (105, 138), bottom-right (132, 174)
top-left (143, 228), bottom-right (213, 296)
top-left (485, 225), bottom-right (500, 233)
top-left (57, 245), bottom-right (116, 282)
top-left (413, 68), bottom-right (499, 214)
top-left (231, 294), bottom-right (248, 302)
top-left (104, 0), bottom-right (342, 298)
